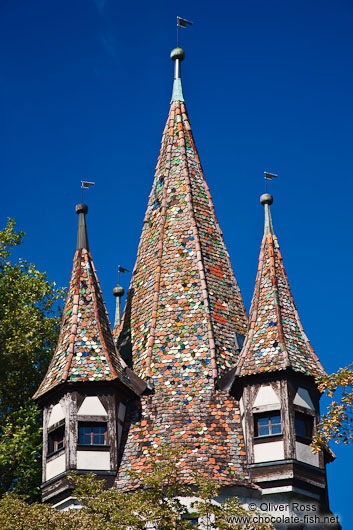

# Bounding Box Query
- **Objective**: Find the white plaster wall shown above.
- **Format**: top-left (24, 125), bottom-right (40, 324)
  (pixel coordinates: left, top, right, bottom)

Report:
top-left (48, 403), bottom-right (65, 428)
top-left (46, 454), bottom-right (66, 480)
top-left (77, 396), bottom-right (107, 416)
top-left (294, 388), bottom-right (314, 410)
top-left (296, 442), bottom-right (319, 467)
top-left (254, 441), bottom-right (284, 463)
top-left (253, 385), bottom-right (280, 408)
top-left (77, 450), bottom-right (110, 470)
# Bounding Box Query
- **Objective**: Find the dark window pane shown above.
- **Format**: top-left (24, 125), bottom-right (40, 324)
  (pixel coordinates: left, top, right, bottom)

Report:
top-left (270, 415), bottom-right (281, 426)
top-left (78, 430), bottom-right (91, 444)
top-left (93, 433), bottom-right (105, 444)
top-left (78, 423), bottom-right (107, 445)
top-left (93, 426), bottom-right (105, 434)
top-left (48, 426), bottom-right (65, 454)
top-left (258, 424), bottom-right (269, 436)
top-left (255, 413), bottom-right (282, 437)
top-left (295, 415), bottom-right (312, 438)
top-left (271, 423), bottom-right (282, 434)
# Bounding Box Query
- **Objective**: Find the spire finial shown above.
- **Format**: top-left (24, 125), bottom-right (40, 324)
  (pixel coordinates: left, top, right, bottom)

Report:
top-left (260, 193), bottom-right (274, 236)
top-left (170, 47), bottom-right (185, 102)
top-left (261, 171), bottom-right (278, 235)
top-left (75, 203), bottom-right (89, 250)
top-left (113, 266), bottom-right (129, 328)
top-left (170, 17), bottom-right (192, 103)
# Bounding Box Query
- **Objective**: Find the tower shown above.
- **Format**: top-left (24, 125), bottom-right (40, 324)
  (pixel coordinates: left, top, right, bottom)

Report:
top-left (34, 204), bottom-right (146, 509)
top-left (115, 47), bottom-right (252, 492)
top-left (219, 192), bottom-right (335, 513)
top-left (32, 41), bottom-right (340, 527)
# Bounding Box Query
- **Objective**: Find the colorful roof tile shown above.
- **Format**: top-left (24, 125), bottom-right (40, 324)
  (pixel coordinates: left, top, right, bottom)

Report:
top-left (34, 204), bottom-right (141, 400)
top-left (115, 49), bottom-right (251, 489)
top-left (236, 193), bottom-right (326, 379)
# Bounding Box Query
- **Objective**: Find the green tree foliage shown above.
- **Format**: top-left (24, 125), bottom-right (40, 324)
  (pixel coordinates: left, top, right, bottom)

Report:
top-left (0, 446), bottom-right (272, 530)
top-left (0, 219), bottom-right (63, 500)
top-left (312, 366), bottom-right (353, 452)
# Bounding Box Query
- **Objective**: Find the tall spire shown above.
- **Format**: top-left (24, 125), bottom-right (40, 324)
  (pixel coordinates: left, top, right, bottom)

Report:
top-left (117, 47), bottom-right (248, 382)
top-left (236, 194), bottom-right (325, 378)
top-left (115, 47), bottom-right (250, 489)
top-left (34, 205), bottom-right (144, 400)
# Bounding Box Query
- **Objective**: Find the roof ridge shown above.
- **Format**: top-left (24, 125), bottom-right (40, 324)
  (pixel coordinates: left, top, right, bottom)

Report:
top-left (143, 107), bottom-right (175, 378)
top-left (274, 235), bottom-right (325, 374)
top-left (236, 237), bottom-right (266, 374)
top-left (62, 249), bottom-right (82, 381)
top-left (267, 233), bottom-right (290, 368)
top-left (182, 101), bottom-right (248, 341)
top-left (176, 100), bottom-right (218, 378)
top-left (89, 254), bottom-right (120, 378)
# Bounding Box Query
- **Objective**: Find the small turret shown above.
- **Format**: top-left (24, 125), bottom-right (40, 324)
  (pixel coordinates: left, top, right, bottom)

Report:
top-left (33, 203), bottom-right (146, 509)
top-left (227, 192), bottom-right (331, 512)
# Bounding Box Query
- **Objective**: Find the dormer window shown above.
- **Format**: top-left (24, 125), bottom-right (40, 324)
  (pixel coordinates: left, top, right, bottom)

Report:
top-left (295, 412), bottom-right (313, 442)
top-left (254, 412), bottom-right (282, 437)
top-left (48, 425), bottom-right (65, 455)
top-left (78, 422), bottom-right (108, 446)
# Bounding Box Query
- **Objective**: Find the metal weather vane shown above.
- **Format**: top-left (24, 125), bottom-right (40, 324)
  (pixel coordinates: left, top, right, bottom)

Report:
top-left (118, 265), bottom-right (129, 285)
top-left (80, 180), bottom-right (95, 202)
top-left (264, 171), bottom-right (278, 193)
top-left (177, 16), bottom-right (193, 47)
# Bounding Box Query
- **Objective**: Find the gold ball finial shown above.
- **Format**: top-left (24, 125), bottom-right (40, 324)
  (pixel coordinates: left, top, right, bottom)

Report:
top-left (260, 193), bottom-right (273, 206)
top-left (113, 286), bottom-right (125, 297)
top-left (170, 47), bottom-right (185, 61)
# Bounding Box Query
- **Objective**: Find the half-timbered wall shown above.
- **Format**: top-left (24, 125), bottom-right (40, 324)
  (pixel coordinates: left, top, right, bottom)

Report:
top-left (41, 386), bottom-right (127, 506)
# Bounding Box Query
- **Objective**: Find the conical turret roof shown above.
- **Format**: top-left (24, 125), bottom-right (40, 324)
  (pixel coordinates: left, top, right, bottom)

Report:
top-left (117, 49), bottom-right (248, 381)
top-left (236, 193), bottom-right (325, 379)
top-left (34, 204), bottom-right (143, 400)
top-left (115, 49), bottom-right (251, 489)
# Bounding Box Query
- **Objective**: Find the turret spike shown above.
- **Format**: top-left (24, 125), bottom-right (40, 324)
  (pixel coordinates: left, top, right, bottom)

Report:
top-left (260, 193), bottom-right (274, 235)
top-left (75, 203), bottom-right (89, 250)
top-left (170, 47), bottom-right (185, 102)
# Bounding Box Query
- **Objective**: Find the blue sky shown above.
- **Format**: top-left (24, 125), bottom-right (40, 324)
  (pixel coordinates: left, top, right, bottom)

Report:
top-left (1, 0), bottom-right (352, 524)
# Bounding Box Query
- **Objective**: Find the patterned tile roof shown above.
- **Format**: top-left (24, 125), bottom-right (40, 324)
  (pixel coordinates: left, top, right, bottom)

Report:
top-left (236, 194), bottom-right (326, 379)
top-left (34, 205), bottom-right (139, 400)
top-left (115, 49), bottom-right (251, 488)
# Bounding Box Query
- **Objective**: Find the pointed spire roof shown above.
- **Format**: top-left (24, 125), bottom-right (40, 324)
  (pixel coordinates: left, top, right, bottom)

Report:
top-left (34, 205), bottom-right (145, 400)
top-left (236, 193), bottom-right (325, 379)
top-left (117, 47), bottom-right (248, 382)
top-left (115, 48), bottom-right (251, 489)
